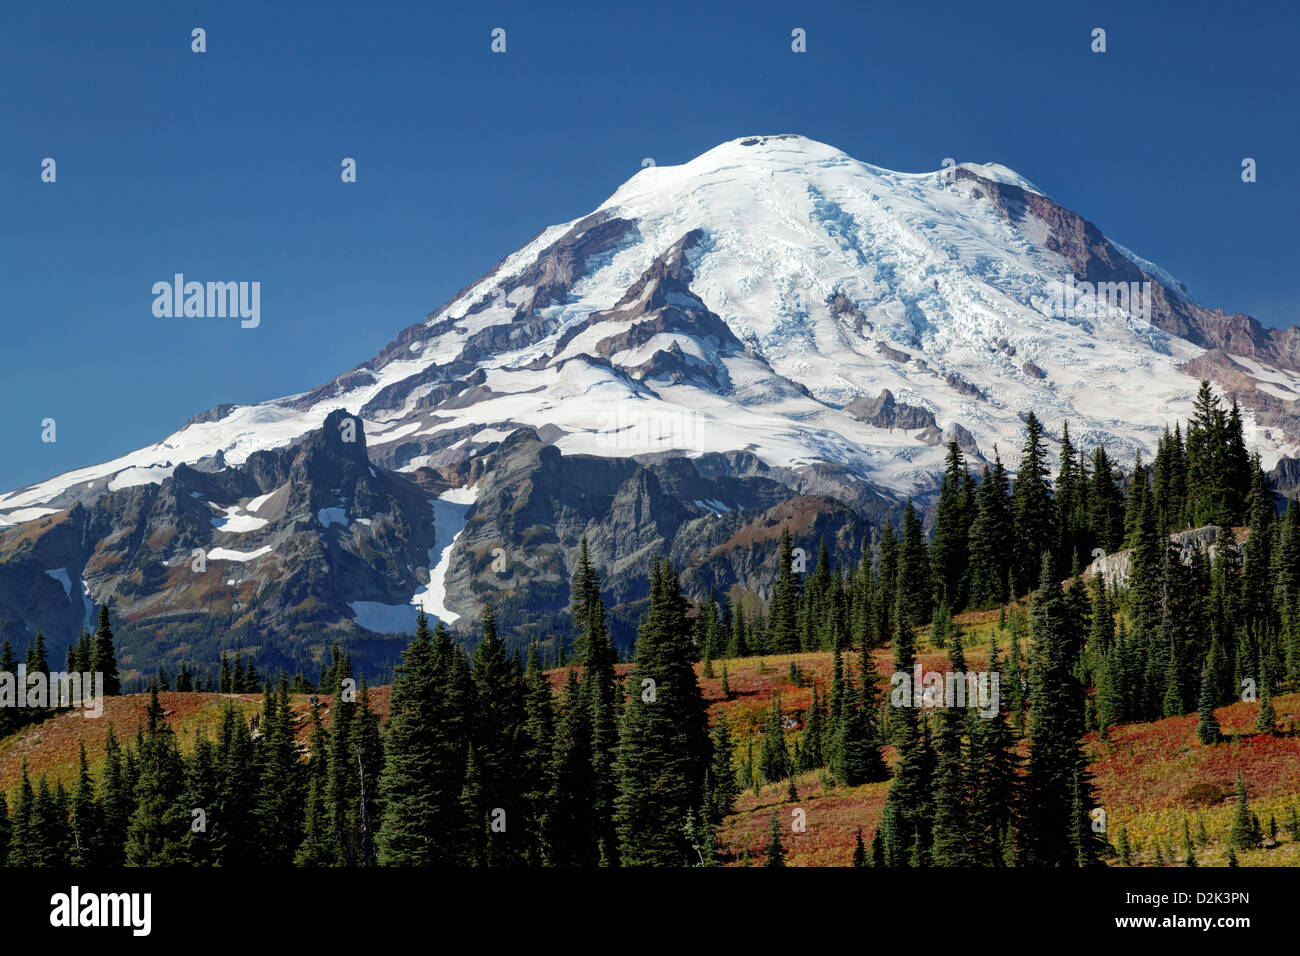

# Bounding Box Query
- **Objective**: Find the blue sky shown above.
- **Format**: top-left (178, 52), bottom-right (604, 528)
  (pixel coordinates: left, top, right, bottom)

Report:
top-left (1, 0), bottom-right (1296, 492)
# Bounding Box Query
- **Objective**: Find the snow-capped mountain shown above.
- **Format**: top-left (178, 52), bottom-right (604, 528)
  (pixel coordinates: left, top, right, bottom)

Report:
top-left (3, 134), bottom-right (1299, 669)
top-left (3, 134), bottom-right (1297, 529)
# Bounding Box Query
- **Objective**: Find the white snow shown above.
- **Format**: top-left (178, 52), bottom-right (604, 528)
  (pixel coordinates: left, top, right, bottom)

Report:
top-left (0, 506), bottom-right (59, 527)
top-left (412, 487), bottom-right (477, 623)
top-left (210, 502), bottom-right (269, 533)
top-left (81, 578), bottom-right (96, 628)
top-left (207, 545), bottom-right (272, 562)
top-left (471, 428), bottom-right (513, 444)
top-left (45, 567), bottom-right (72, 599)
top-left (245, 490), bottom-right (276, 513)
top-left (107, 464), bottom-right (176, 491)
top-left (317, 507), bottom-right (348, 528)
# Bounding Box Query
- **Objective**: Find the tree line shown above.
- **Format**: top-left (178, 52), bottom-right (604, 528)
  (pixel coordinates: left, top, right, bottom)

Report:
top-left (0, 381), bottom-right (1295, 867)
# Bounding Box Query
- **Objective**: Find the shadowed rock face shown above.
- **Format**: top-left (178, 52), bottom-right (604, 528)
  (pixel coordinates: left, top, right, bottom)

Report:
top-left (0, 411), bottom-right (440, 674)
top-left (1270, 456), bottom-right (1300, 500)
top-left (434, 427), bottom-right (890, 644)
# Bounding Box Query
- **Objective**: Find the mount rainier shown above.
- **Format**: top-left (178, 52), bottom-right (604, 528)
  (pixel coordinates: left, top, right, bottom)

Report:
top-left (2, 133), bottom-right (1298, 674)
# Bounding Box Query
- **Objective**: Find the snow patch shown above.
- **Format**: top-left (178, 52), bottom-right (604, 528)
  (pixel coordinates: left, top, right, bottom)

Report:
top-left (108, 464), bottom-right (176, 491)
top-left (208, 545), bottom-right (272, 562)
top-left (45, 567), bottom-right (72, 599)
top-left (318, 507), bottom-right (348, 528)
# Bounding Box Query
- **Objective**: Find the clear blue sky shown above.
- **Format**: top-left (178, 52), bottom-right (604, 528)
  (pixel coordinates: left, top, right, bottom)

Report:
top-left (1, 0), bottom-right (1296, 492)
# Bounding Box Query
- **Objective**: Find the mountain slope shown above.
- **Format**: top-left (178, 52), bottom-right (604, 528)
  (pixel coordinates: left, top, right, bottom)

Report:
top-left (2, 134), bottom-right (1299, 667)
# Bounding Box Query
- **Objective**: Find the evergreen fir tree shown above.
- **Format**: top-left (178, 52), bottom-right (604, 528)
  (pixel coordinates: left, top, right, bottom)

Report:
top-left (255, 676), bottom-right (304, 864)
top-left (125, 686), bottom-right (189, 864)
top-left (764, 812), bottom-right (786, 867)
top-left (705, 716), bottom-right (740, 824)
top-left (70, 741), bottom-right (103, 867)
top-left (896, 500), bottom-right (933, 625)
top-left (1256, 676), bottom-right (1277, 734)
top-left (377, 613), bottom-right (470, 865)
top-left (759, 693), bottom-right (792, 784)
top-left (295, 701), bottom-right (334, 866)
top-left (90, 605), bottom-right (120, 695)
top-left (931, 441), bottom-right (974, 610)
top-left (770, 529), bottom-right (804, 653)
top-left (1195, 667), bottom-right (1221, 744)
top-left (1228, 772), bottom-right (1261, 850)
top-left (546, 668), bottom-right (598, 865)
top-left (1023, 557), bottom-right (1094, 866)
top-left (1011, 412), bottom-right (1057, 595)
top-left (613, 560), bottom-right (711, 865)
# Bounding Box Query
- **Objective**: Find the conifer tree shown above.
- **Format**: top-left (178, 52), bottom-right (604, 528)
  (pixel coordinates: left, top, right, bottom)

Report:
top-left (470, 606), bottom-right (525, 868)
top-left (770, 529), bottom-right (804, 652)
top-left (326, 653), bottom-right (358, 865)
top-left (125, 686), bottom-right (189, 864)
top-left (377, 613), bottom-right (470, 865)
top-left (759, 693), bottom-right (792, 784)
top-left (547, 668), bottom-right (598, 866)
top-left (705, 716), bottom-right (740, 824)
top-left (1242, 457), bottom-right (1276, 630)
top-left (931, 627), bottom-right (973, 865)
top-left (256, 676), bottom-right (304, 864)
top-left (881, 604), bottom-right (932, 865)
top-left (967, 635), bottom-right (1020, 865)
top-left (1229, 772), bottom-right (1261, 850)
top-left (896, 500), bottom-right (933, 625)
top-left (8, 764), bottom-right (35, 866)
top-left (296, 702), bottom-right (334, 866)
top-left (1011, 412), bottom-right (1057, 595)
top-left (519, 642), bottom-right (554, 865)
top-left (614, 560), bottom-right (711, 865)
top-left (968, 455), bottom-right (1012, 608)
top-left (1196, 668), bottom-right (1221, 744)
top-left (1089, 446), bottom-right (1126, 553)
top-left (1023, 557), bottom-right (1094, 866)
top-left (931, 441), bottom-right (974, 610)
top-left (98, 728), bottom-right (131, 867)
top-left (459, 744), bottom-right (487, 867)
top-left (764, 812), bottom-right (786, 867)
top-left (1256, 676), bottom-right (1277, 735)
top-left (70, 742), bottom-right (103, 867)
top-left (574, 553), bottom-right (620, 867)
top-left (90, 605), bottom-right (120, 695)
